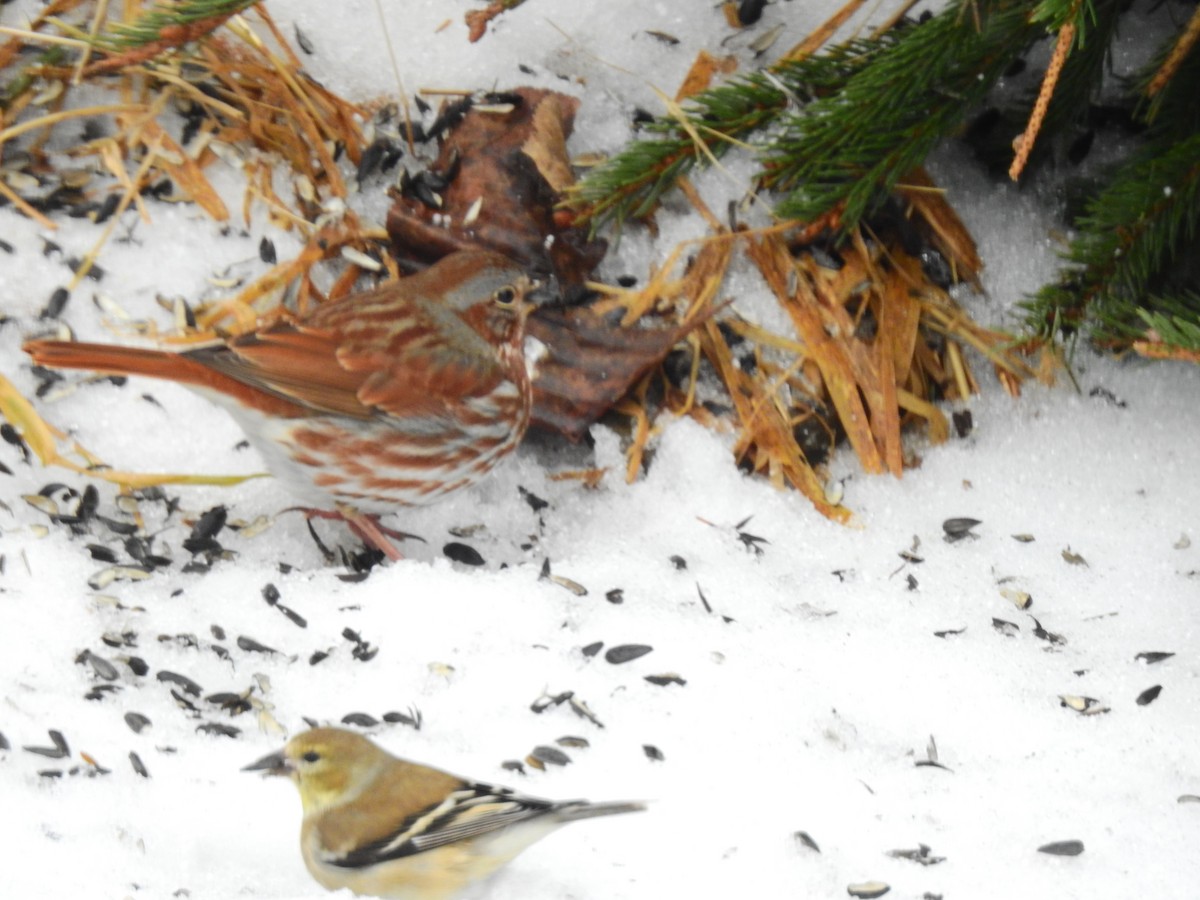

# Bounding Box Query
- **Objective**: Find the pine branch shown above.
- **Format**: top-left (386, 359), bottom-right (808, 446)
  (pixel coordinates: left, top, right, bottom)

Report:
top-left (568, 38), bottom-right (882, 230)
top-left (95, 0), bottom-right (261, 50)
top-left (766, 0), bottom-right (1038, 226)
top-left (1137, 294), bottom-right (1200, 352)
top-left (1026, 132), bottom-right (1200, 343)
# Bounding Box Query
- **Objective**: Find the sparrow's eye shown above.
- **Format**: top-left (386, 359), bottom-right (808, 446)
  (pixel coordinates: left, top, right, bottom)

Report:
top-left (301, 750), bottom-right (321, 763)
top-left (492, 285), bottom-right (518, 308)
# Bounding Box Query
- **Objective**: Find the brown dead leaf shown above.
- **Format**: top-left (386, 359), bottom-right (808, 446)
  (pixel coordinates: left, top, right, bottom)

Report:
top-left (527, 305), bottom-right (706, 441)
top-left (387, 88), bottom-right (606, 285)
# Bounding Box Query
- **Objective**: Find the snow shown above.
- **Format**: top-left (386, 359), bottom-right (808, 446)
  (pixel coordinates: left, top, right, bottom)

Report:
top-left (2, 1), bottom-right (1198, 899)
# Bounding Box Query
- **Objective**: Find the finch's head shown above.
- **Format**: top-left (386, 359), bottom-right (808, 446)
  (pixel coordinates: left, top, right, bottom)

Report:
top-left (244, 727), bottom-right (387, 813)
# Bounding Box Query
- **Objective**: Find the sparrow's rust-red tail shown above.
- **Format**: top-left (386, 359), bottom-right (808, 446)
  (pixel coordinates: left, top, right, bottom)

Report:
top-left (21, 339), bottom-right (306, 417)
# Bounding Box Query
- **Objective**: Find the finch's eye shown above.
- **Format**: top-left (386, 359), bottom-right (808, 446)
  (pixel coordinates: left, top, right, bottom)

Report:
top-left (492, 286), bottom-right (518, 307)
top-left (301, 750), bottom-right (321, 763)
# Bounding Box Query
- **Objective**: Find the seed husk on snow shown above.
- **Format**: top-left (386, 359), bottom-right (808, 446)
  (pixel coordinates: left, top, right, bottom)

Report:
top-left (1001, 588), bottom-right (1032, 610)
top-left (382, 708), bottom-right (422, 729)
top-left (76, 649), bottom-right (119, 681)
top-left (605, 644), bottom-right (652, 664)
top-left (793, 830), bottom-right (820, 852)
top-left (156, 670), bottom-right (202, 697)
top-left (943, 517), bottom-right (981, 541)
top-left (529, 745), bottom-right (571, 767)
top-left (1135, 651), bottom-right (1174, 665)
top-left (846, 883), bottom-right (890, 899)
top-left (642, 744), bottom-right (665, 761)
top-left (1059, 695), bottom-right (1109, 715)
top-left (1136, 685), bottom-right (1162, 706)
top-left (1037, 839), bottom-right (1084, 856)
top-left (124, 712), bottom-right (152, 734)
top-left (887, 843), bottom-right (945, 866)
top-left (129, 752), bottom-right (149, 778)
top-left (23, 730), bottom-right (70, 759)
top-left (645, 673), bottom-right (686, 686)
top-left (236, 635), bottom-right (278, 655)
top-left (992, 618), bottom-right (1020, 637)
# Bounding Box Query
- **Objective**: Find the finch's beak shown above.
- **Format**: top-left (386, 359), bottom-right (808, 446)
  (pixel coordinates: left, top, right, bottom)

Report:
top-left (242, 749), bottom-right (292, 776)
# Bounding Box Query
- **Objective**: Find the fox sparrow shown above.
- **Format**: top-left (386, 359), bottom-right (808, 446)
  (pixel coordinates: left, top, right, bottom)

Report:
top-left (24, 250), bottom-right (538, 560)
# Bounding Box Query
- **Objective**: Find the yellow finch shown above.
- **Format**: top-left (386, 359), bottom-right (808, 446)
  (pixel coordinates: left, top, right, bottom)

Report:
top-left (244, 727), bottom-right (644, 899)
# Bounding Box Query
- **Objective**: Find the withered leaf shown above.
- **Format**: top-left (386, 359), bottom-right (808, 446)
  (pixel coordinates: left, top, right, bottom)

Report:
top-left (528, 305), bottom-right (703, 440)
top-left (387, 88), bottom-right (605, 285)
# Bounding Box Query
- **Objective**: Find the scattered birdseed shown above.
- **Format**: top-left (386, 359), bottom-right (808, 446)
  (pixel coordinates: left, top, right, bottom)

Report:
top-left (992, 618), bottom-right (1020, 637)
top-left (1001, 588), bottom-right (1032, 610)
top-left (1136, 685), bottom-right (1162, 706)
top-left (156, 670), bottom-right (202, 697)
top-left (847, 882), bottom-right (890, 898)
top-left (529, 745), bottom-right (571, 767)
top-left (341, 712), bottom-right (380, 727)
top-left (444, 542), bottom-right (485, 566)
top-left (1061, 547), bottom-right (1089, 567)
top-left (518, 486), bottom-right (548, 511)
top-left (236, 635), bottom-right (278, 655)
top-left (605, 644), bottom-right (652, 664)
top-left (1135, 651), bottom-right (1174, 665)
top-left (642, 744), bottom-right (665, 761)
top-left (1059, 695), bottom-right (1109, 715)
top-left (644, 673), bottom-right (686, 686)
top-left (124, 712), bottom-right (151, 734)
top-left (76, 649), bottom-right (119, 681)
top-left (382, 709), bottom-right (422, 729)
top-left (887, 844), bottom-right (945, 866)
top-left (23, 730), bottom-right (69, 759)
top-left (1037, 840), bottom-right (1084, 856)
top-left (1029, 616), bottom-right (1066, 645)
top-left (943, 518), bottom-right (981, 541)
top-left (530, 690), bottom-right (573, 714)
top-left (129, 752), bottom-right (149, 778)
top-left (793, 830), bottom-right (820, 852)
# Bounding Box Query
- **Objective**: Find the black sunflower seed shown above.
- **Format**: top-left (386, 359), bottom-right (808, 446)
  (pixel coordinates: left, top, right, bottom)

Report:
top-left (156, 670), bottom-right (202, 696)
top-left (129, 751), bottom-right (149, 777)
top-left (529, 745), bottom-right (571, 766)
top-left (444, 542), bottom-right (485, 566)
top-left (606, 644), bottom-right (652, 664)
top-left (1136, 685), bottom-right (1162, 706)
top-left (236, 635), bottom-right (278, 655)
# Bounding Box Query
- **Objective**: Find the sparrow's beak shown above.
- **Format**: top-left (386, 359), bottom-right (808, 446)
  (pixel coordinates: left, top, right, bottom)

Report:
top-left (242, 749), bottom-right (292, 776)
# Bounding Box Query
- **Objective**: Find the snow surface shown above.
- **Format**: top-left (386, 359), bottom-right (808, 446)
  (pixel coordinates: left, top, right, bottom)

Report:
top-left (2, 2), bottom-right (1198, 899)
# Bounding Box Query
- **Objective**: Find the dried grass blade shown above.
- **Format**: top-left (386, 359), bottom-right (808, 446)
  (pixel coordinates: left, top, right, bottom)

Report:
top-left (748, 231), bottom-right (885, 474)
